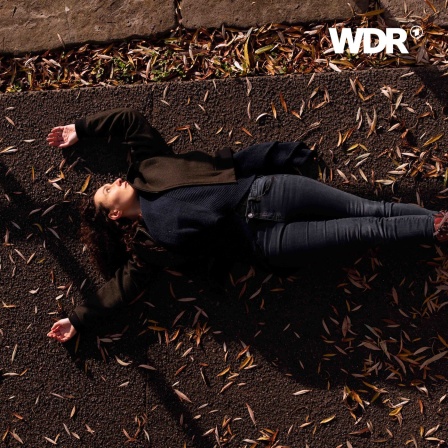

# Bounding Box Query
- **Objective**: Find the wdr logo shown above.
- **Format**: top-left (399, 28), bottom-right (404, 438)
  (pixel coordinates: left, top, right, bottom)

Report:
top-left (329, 28), bottom-right (418, 54)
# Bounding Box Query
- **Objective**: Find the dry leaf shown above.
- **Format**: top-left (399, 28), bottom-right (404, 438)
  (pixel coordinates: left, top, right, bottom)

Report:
top-left (5, 116), bottom-right (15, 127)
top-left (10, 431), bottom-right (24, 444)
top-left (78, 175), bottom-right (91, 193)
top-left (174, 388), bottom-right (192, 403)
top-left (420, 351), bottom-right (447, 369)
top-left (423, 133), bottom-right (444, 147)
top-left (246, 403), bottom-right (256, 426)
top-left (138, 364), bottom-right (156, 371)
top-left (115, 355), bottom-right (132, 366)
top-left (293, 389), bottom-right (311, 396)
top-left (320, 415), bottom-right (336, 424)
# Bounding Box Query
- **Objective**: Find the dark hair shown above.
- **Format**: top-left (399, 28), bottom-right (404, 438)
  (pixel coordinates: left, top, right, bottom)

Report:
top-left (80, 196), bottom-right (139, 280)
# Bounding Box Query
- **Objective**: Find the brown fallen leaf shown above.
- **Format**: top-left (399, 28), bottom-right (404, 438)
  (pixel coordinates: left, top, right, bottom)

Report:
top-left (271, 102), bottom-right (277, 119)
top-left (320, 415), bottom-right (336, 424)
top-left (10, 430), bottom-right (24, 444)
top-left (422, 133), bottom-right (444, 147)
top-left (420, 351), bottom-right (448, 369)
top-left (389, 406), bottom-right (402, 416)
top-left (138, 364), bottom-right (156, 371)
top-left (43, 435), bottom-right (59, 445)
top-left (349, 427), bottom-right (371, 436)
top-left (217, 366), bottom-right (230, 377)
top-left (0, 146), bottom-right (17, 153)
top-left (293, 389), bottom-right (311, 396)
top-left (246, 403), bottom-right (256, 426)
top-left (167, 135), bottom-right (180, 145)
top-left (115, 355), bottom-right (132, 366)
top-left (78, 174), bottom-right (91, 193)
top-left (219, 381), bottom-right (234, 394)
top-left (5, 116), bottom-right (15, 127)
top-left (279, 92), bottom-right (288, 113)
top-left (174, 388), bottom-right (192, 403)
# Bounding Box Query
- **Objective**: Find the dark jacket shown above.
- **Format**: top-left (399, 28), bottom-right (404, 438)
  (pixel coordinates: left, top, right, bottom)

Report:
top-left (69, 108), bottom-right (314, 332)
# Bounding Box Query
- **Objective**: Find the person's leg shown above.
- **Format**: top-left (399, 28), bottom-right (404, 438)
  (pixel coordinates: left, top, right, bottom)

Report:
top-left (254, 214), bottom-right (436, 268)
top-left (248, 174), bottom-right (436, 222)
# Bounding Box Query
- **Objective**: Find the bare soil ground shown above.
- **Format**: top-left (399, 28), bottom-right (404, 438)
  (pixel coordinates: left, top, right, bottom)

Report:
top-left (1, 67), bottom-right (448, 447)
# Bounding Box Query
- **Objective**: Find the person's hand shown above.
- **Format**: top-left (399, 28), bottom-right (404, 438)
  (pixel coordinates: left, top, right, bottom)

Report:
top-left (46, 124), bottom-right (79, 148)
top-left (47, 318), bottom-right (77, 343)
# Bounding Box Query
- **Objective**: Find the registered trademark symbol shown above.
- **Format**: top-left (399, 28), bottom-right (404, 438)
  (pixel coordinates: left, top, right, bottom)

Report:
top-left (410, 26), bottom-right (424, 39)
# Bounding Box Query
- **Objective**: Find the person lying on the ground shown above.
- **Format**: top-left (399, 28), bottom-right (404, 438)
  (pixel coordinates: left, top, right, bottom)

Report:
top-left (46, 108), bottom-right (448, 343)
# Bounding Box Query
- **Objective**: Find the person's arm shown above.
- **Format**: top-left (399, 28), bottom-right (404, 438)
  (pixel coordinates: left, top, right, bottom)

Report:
top-left (47, 108), bottom-right (172, 158)
top-left (46, 124), bottom-right (79, 148)
top-left (70, 255), bottom-right (154, 331)
top-left (47, 255), bottom-right (154, 342)
top-left (47, 318), bottom-right (77, 343)
top-left (232, 141), bottom-right (315, 177)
